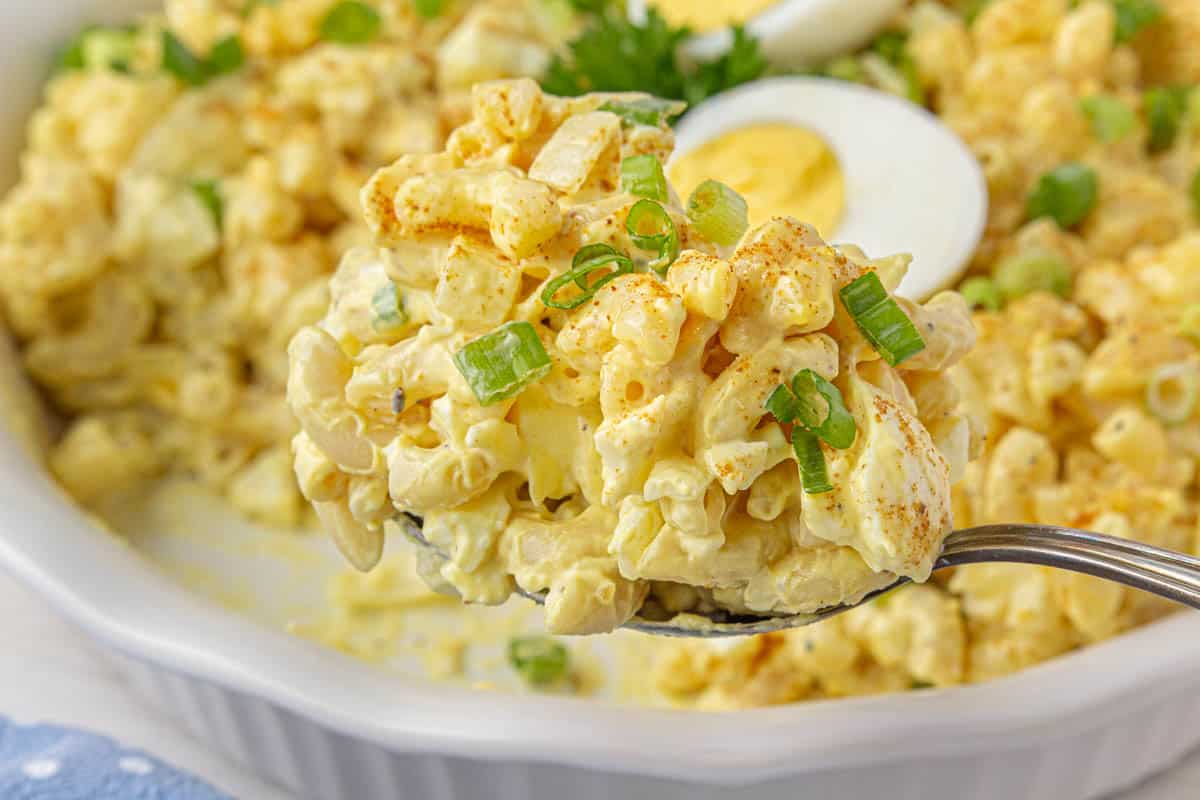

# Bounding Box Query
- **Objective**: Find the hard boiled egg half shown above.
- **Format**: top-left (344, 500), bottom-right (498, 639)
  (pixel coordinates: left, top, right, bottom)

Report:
top-left (670, 78), bottom-right (987, 300)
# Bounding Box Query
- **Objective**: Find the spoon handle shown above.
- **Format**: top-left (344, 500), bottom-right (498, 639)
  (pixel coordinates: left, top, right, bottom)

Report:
top-left (938, 524), bottom-right (1200, 611)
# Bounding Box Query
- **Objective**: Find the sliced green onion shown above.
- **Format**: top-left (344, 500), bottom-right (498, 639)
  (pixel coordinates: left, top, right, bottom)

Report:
top-left (620, 154), bottom-right (668, 203)
top-left (162, 32), bottom-right (244, 86)
top-left (161, 31), bottom-right (209, 86)
top-left (1026, 163), bottom-right (1098, 229)
top-left (793, 370), bottom-right (856, 450)
top-left (207, 35), bottom-right (245, 77)
top-left (839, 272), bottom-right (926, 367)
top-left (71, 27), bottom-right (138, 73)
top-left (371, 282), bottom-right (407, 332)
top-left (413, 0), bottom-right (445, 17)
top-left (959, 0), bottom-right (992, 25)
top-left (686, 179), bottom-right (748, 247)
top-left (864, 30), bottom-right (925, 105)
top-left (453, 322), bottom-right (552, 406)
top-left (242, 0), bottom-right (278, 14)
top-left (1191, 167), bottom-right (1200, 219)
top-left (958, 276), bottom-right (1003, 311)
top-left (542, 244), bottom-right (634, 309)
top-left (190, 179), bottom-right (224, 229)
top-left (1080, 94), bottom-right (1136, 143)
top-left (993, 248), bottom-right (1072, 301)
top-left (508, 636), bottom-right (569, 687)
top-left (1112, 0), bottom-right (1164, 44)
top-left (1178, 304), bottom-right (1200, 343)
top-left (764, 384), bottom-right (802, 424)
top-left (1145, 86), bottom-right (1189, 153)
top-left (625, 199), bottom-right (679, 275)
top-left (1145, 361), bottom-right (1199, 425)
top-left (598, 97), bottom-right (684, 128)
top-left (319, 1), bottom-right (382, 44)
top-left (824, 55), bottom-right (867, 84)
top-left (792, 429), bottom-right (833, 495)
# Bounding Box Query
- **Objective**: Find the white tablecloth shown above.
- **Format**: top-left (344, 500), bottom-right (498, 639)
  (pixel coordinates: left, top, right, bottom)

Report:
top-left (0, 571), bottom-right (1195, 800)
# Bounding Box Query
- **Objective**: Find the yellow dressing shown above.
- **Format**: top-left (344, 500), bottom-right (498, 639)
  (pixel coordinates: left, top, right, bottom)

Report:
top-left (650, 0), bottom-right (780, 32)
top-left (669, 123), bottom-right (846, 239)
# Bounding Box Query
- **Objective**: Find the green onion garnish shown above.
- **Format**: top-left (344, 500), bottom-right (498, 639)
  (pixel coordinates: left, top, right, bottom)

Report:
top-left (1112, 0), bottom-right (1164, 44)
top-left (508, 636), bottom-right (569, 687)
top-left (823, 55), bottom-right (867, 84)
top-left (686, 179), bottom-right (748, 247)
top-left (1080, 94), bottom-right (1136, 143)
top-left (764, 371), bottom-right (857, 450)
top-left (598, 97), bottom-right (682, 128)
top-left (371, 282), bottom-right (408, 332)
top-left (1026, 163), bottom-right (1098, 229)
top-left (319, 1), bottom-right (382, 44)
top-left (838, 272), bottom-right (926, 366)
top-left (993, 248), bottom-right (1072, 301)
top-left (452, 322), bottom-right (552, 406)
top-left (1178, 304), bottom-right (1200, 343)
top-left (1145, 362), bottom-right (1199, 425)
top-left (764, 384), bottom-right (802, 424)
top-left (62, 26), bottom-right (138, 73)
top-left (959, 0), bottom-right (992, 25)
top-left (1191, 167), bottom-right (1200, 219)
top-left (620, 154), bottom-right (668, 203)
top-left (625, 199), bottom-right (680, 276)
top-left (792, 370), bottom-right (856, 449)
top-left (413, 0), bottom-right (445, 17)
top-left (541, 243), bottom-right (634, 309)
top-left (792, 429), bottom-right (833, 495)
top-left (958, 276), bottom-right (1003, 311)
top-left (190, 179), bottom-right (224, 230)
top-left (162, 32), bottom-right (244, 86)
top-left (1145, 86), bottom-right (1189, 153)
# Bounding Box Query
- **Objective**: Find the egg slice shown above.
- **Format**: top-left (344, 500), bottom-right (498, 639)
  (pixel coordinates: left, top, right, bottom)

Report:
top-left (671, 78), bottom-right (987, 300)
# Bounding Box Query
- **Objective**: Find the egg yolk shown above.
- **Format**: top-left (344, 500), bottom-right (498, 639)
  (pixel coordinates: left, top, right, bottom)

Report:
top-left (669, 123), bottom-right (846, 239)
top-left (649, 0), bottom-right (779, 32)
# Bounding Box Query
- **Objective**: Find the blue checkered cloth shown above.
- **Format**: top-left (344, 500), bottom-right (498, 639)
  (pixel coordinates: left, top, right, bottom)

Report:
top-left (0, 716), bottom-right (234, 799)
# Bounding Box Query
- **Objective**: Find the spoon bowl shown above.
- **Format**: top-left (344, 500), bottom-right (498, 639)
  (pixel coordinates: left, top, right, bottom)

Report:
top-left (398, 516), bottom-right (1200, 638)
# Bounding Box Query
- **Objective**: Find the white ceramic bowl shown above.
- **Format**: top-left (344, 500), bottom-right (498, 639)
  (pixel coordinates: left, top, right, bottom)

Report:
top-left (3, 4), bottom-right (1200, 800)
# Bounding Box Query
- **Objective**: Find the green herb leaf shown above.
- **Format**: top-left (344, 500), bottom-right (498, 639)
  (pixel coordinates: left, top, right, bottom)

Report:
top-left (541, 9), bottom-right (766, 118)
top-left (413, 0), bottom-right (445, 18)
top-left (162, 31), bottom-right (245, 86)
top-left (190, 179), bottom-right (224, 230)
top-left (681, 26), bottom-right (768, 107)
top-left (1026, 163), bottom-right (1098, 229)
top-left (508, 636), bottom-right (569, 687)
top-left (320, 1), bottom-right (383, 44)
top-left (1080, 94), bottom-right (1136, 143)
top-left (1111, 0), bottom-right (1163, 44)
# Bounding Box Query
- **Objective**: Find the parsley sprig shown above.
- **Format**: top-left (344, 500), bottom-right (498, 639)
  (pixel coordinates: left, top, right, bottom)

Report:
top-left (541, 9), bottom-right (767, 117)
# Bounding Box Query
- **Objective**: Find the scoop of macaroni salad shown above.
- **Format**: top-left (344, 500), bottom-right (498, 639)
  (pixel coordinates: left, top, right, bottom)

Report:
top-left (287, 79), bottom-right (979, 635)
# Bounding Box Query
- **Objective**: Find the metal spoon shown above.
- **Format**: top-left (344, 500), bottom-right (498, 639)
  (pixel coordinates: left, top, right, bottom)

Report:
top-left (396, 517), bottom-right (1200, 638)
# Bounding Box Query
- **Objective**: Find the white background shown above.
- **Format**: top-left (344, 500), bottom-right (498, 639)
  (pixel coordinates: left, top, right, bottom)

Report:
top-left (0, 571), bottom-right (1195, 800)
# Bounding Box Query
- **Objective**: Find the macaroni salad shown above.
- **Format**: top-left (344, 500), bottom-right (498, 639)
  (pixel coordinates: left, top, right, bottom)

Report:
top-left (287, 79), bottom-right (978, 635)
top-left (644, 0), bottom-right (1200, 708)
top-left (0, 0), bottom-right (568, 527)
